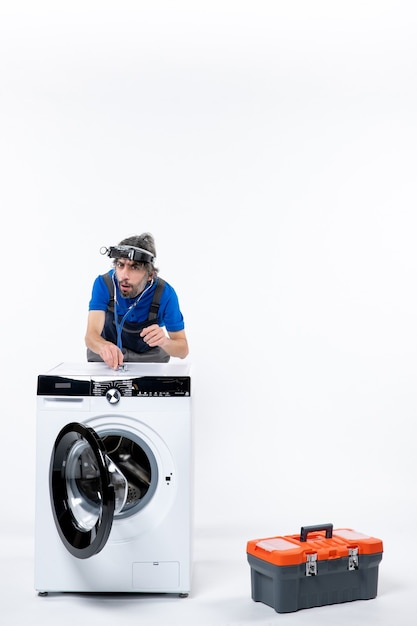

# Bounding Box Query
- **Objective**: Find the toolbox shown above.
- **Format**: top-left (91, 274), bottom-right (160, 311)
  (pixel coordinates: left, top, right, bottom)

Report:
top-left (247, 523), bottom-right (383, 613)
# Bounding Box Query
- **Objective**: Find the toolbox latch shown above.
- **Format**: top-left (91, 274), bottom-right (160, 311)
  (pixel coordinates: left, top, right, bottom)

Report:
top-left (306, 553), bottom-right (317, 576)
top-left (348, 547), bottom-right (359, 571)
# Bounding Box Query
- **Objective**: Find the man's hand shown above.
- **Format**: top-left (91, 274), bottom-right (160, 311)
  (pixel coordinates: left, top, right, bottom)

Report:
top-left (99, 342), bottom-right (124, 370)
top-left (140, 324), bottom-right (167, 348)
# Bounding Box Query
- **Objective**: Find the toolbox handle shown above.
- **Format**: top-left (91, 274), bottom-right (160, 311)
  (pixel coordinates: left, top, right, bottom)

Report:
top-left (300, 523), bottom-right (333, 542)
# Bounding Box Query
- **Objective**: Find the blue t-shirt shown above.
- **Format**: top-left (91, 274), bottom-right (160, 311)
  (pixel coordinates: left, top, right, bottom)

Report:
top-left (88, 270), bottom-right (185, 332)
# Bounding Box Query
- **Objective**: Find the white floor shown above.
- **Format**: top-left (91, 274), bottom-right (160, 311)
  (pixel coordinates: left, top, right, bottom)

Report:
top-left (2, 521), bottom-right (415, 626)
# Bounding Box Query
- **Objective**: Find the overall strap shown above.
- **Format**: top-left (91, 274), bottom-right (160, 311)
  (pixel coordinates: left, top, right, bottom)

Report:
top-left (102, 272), bottom-right (115, 311)
top-left (148, 278), bottom-right (165, 320)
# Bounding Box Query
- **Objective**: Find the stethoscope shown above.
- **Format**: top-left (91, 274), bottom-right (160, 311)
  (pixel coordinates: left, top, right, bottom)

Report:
top-left (111, 272), bottom-right (155, 350)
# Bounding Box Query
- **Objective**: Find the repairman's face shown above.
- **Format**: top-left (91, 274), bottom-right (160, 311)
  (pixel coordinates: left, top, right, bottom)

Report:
top-left (114, 259), bottom-right (150, 298)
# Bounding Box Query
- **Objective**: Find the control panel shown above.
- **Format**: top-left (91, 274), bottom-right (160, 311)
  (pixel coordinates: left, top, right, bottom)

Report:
top-left (37, 375), bottom-right (191, 397)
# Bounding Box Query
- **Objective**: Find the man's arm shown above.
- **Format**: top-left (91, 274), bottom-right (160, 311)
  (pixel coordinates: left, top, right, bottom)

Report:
top-left (85, 310), bottom-right (124, 369)
top-left (140, 326), bottom-right (189, 359)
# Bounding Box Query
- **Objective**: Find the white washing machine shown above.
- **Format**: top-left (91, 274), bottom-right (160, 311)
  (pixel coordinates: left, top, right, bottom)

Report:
top-left (34, 361), bottom-right (192, 597)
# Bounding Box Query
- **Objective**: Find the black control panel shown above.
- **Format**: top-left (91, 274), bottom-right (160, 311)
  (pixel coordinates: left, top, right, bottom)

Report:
top-left (37, 375), bottom-right (191, 397)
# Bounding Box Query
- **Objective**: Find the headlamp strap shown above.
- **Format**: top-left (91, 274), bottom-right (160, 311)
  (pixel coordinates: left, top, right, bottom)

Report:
top-left (101, 245), bottom-right (155, 264)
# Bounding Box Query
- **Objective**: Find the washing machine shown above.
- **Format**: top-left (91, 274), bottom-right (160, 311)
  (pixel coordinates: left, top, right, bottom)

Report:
top-left (34, 361), bottom-right (192, 597)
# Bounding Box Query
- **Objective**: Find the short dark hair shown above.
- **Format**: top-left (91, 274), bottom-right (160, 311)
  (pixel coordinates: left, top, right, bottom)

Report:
top-left (115, 233), bottom-right (159, 275)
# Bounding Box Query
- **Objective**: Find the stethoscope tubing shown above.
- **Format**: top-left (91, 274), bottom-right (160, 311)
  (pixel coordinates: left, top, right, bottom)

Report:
top-left (112, 273), bottom-right (154, 350)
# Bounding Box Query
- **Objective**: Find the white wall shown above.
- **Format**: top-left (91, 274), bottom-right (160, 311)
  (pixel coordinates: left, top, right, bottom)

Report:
top-left (1, 1), bottom-right (416, 541)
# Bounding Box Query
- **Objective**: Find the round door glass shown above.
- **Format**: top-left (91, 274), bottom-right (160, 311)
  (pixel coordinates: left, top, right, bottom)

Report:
top-left (50, 422), bottom-right (116, 559)
top-left (65, 439), bottom-right (128, 531)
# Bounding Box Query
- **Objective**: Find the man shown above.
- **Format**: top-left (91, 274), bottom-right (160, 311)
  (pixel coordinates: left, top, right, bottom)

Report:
top-left (85, 233), bottom-right (189, 369)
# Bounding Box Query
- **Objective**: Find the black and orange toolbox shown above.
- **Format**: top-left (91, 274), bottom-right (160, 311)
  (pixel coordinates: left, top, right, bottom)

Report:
top-left (247, 523), bottom-right (383, 613)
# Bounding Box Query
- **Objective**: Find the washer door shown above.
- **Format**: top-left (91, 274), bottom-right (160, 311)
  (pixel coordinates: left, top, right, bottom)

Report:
top-left (50, 422), bottom-right (120, 559)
